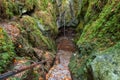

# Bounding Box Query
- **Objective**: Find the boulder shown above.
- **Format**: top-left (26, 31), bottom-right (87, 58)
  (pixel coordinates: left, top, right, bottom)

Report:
top-left (90, 43), bottom-right (120, 80)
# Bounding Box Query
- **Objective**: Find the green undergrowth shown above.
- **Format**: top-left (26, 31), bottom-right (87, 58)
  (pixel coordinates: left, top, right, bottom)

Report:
top-left (0, 27), bottom-right (16, 73)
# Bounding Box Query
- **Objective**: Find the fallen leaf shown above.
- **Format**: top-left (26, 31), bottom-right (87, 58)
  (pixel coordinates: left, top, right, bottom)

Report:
top-left (39, 77), bottom-right (44, 80)
top-left (18, 45), bottom-right (22, 48)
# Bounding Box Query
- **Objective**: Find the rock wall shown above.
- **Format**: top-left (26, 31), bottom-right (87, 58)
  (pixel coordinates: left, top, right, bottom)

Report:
top-left (54, 0), bottom-right (81, 27)
top-left (69, 0), bottom-right (120, 80)
top-left (0, 0), bottom-right (57, 76)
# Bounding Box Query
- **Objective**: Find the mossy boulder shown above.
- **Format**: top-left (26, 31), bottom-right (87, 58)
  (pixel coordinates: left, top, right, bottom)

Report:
top-left (0, 0), bottom-right (58, 73)
top-left (90, 42), bottom-right (120, 80)
top-left (0, 0), bottom-right (53, 19)
top-left (0, 27), bottom-right (15, 73)
top-left (69, 42), bottom-right (120, 80)
top-left (0, 0), bottom-right (58, 37)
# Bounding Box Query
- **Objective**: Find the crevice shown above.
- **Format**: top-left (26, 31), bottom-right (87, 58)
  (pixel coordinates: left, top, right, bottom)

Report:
top-left (20, 5), bottom-right (36, 18)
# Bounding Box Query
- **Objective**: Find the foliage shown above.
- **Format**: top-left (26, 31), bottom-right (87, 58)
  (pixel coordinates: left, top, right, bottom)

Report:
top-left (0, 27), bottom-right (15, 73)
top-left (69, 42), bottom-right (96, 79)
top-left (0, 0), bottom-right (19, 18)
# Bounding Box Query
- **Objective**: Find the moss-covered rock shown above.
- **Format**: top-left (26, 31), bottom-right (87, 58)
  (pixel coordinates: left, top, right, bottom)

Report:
top-left (0, 0), bottom-right (58, 78)
top-left (0, 17), bottom-right (56, 77)
top-left (69, 42), bottom-right (120, 80)
top-left (33, 0), bottom-right (58, 35)
top-left (0, 0), bottom-right (19, 19)
top-left (0, 0), bottom-right (58, 37)
top-left (0, 27), bottom-right (16, 73)
top-left (54, 0), bottom-right (79, 27)
top-left (77, 0), bottom-right (120, 50)
top-left (2, 16), bottom-right (56, 59)
top-left (69, 0), bottom-right (120, 80)
top-left (0, 0), bottom-right (58, 73)
top-left (90, 42), bottom-right (120, 80)
top-left (19, 16), bottom-right (56, 51)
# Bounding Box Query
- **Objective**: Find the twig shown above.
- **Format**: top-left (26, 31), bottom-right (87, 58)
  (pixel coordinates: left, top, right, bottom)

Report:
top-left (0, 60), bottom-right (46, 80)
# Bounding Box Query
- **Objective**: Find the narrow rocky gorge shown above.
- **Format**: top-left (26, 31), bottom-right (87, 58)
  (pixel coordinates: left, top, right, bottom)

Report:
top-left (0, 0), bottom-right (120, 80)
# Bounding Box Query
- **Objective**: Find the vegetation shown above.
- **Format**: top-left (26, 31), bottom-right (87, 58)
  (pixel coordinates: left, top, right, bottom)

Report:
top-left (0, 27), bottom-right (15, 73)
top-left (69, 0), bottom-right (120, 80)
top-left (0, 0), bottom-right (120, 80)
top-left (0, 0), bottom-right (57, 76)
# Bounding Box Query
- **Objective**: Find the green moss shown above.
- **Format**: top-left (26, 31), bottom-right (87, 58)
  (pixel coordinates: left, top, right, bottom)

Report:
top-left (0, 0), bottom-right (48, 19)
top-left (76, 20), bottom-right (84, 33)
top-left (70, 42), bottom-right (120, 80)
top-left (0, 0), bottom-right (19, 18)
top-left (77, 0), bottom-right (120, 50)
top-left (0, 27), bottom-right (16, 73)
top-left (33, 1), bottom-right (58, 35)
top-left (20, 16), bottom-right (56, 51)
top-left (70, 0), bottom-right (120, 80)
top-left (90, 42), bottom-right (120, 80)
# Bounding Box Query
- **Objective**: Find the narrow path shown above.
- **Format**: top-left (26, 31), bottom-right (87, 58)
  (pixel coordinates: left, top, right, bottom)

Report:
top-left (46, 36), bottom-right (76, 80)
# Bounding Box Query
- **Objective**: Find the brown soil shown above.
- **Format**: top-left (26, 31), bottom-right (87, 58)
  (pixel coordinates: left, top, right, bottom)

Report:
top-left (57, 37), bottom-right (76, 52)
